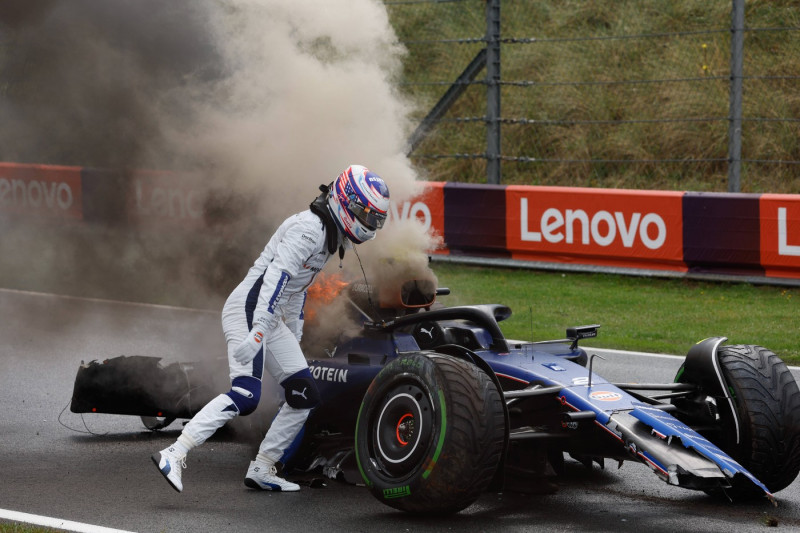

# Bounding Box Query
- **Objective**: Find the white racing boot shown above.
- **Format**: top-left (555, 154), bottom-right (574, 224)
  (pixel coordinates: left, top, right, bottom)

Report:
top-left (152, 446), bottom-right (187, 492)
top-left (244, 461), bottom-right (300, 492)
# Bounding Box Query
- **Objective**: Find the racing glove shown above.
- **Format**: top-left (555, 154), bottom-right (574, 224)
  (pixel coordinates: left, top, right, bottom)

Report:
top-left (232, 315), bottom-right (272, 365)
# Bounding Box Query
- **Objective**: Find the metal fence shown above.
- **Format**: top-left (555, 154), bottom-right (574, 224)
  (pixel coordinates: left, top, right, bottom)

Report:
top-left (389, 0), bottom-right (800, 193)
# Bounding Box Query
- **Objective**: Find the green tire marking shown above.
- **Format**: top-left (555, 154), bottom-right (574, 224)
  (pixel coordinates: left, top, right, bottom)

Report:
top-left (382, 485), bottom-right (411, 499)
top-left (354, 400), bottom-right (371, 488)
top-left (423, 389), bottom-right (447, 480)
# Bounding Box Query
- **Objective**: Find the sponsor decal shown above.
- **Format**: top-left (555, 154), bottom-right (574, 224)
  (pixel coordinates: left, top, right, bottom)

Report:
top-left (589, 390), bottom-right (623, 402)
top-left (0, 163), bottom-right (83, 219)
top-left (292, 387), bottom-right (308, 400)
top-left (541, 362), bottom-right (566, 372)
top-left (303, 252), bottom-right (327, 273)
top-left (267, 272), bottom-right (291, 314)
top-left (253, 331), bottom-right (263, 344)
top-left (383, 485), bottom-right (411, 499)
top-left (386, 181), bottom-right (447, 253)
top-left (309, 365), bottom-right (348, 383)
top-left (128, 169), bottom-right (204, 228)
top-left (398, 357), bottom-right (423, 370)
top-left (571, 377), bottom-right (590, 386)
top-left (519, 201), bottom-right (667, 249)
top-left (506, 185), bottom-right (685, 271)
top-left (760, 194), bottom-right (800, 278)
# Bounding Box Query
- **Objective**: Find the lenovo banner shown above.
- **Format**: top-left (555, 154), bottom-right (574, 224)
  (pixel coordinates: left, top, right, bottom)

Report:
top-left (127, 169), bottom-right (206, 229)
top-left (388, 181), bottom-right (447, 253)
top-left (505, 186), bottom-right (686, 271)
top-left (0, 163), bottom-right (83, 220)
top-left (760, 194), bottom-right (800, 279)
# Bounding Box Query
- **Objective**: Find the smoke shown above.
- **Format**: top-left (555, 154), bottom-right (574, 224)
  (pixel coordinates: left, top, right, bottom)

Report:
top-left (0, 0), bottom-right (437, 305)
top-left (2, 1), bottom-right (444, 443)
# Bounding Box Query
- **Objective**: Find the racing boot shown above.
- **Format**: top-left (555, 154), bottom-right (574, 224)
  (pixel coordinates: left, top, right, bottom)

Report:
top-left (244, 461), bottom-right (300, 492)
top-left (152, 446), bottom-right (187, 493)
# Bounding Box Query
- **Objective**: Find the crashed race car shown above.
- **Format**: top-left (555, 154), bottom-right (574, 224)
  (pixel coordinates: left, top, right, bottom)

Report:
top-left (70, 274), bottom-right (800, 514)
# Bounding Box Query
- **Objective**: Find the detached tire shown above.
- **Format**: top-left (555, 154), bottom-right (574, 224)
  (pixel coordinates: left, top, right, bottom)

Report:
top-left (355, 352), bottom-right (505, 514)
top-left (717, 345), bottom-right (800, 498)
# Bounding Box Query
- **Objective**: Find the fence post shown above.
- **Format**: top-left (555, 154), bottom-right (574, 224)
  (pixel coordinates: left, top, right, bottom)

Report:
top-left (727, 0), bottom-right (744, 192)
top-left (486, 0), bottom-right (501, 184)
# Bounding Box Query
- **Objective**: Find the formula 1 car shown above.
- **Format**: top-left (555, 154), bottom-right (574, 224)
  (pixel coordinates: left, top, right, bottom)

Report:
top-left (70, 275), bottom-right (800, 514)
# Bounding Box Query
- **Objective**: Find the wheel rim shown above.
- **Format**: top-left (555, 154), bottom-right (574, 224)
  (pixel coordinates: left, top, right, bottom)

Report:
top-left (371, 382), bottom-right (434, 477)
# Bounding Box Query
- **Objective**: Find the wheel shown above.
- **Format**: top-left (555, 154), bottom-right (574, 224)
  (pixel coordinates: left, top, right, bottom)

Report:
top-left (713, 345), bottom-right (800, 498)
top-left (675, 344), bottom-right (800, 498)
top-left (141, 415), bottom-right (176, 431)
top-left (355, 352), bottom-right (505, 514)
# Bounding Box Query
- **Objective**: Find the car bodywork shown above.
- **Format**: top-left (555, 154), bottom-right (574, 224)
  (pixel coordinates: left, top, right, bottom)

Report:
top-left (70, 276), bottom-right (798, 512)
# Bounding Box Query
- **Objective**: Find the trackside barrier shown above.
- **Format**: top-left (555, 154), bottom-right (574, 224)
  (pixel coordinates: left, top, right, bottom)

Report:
top-left (2, 163), bottom-right (799, 282)
top-left (0, 162), bottom-right (83, 220)
top-left (402, 183), bottom-right (800, 282)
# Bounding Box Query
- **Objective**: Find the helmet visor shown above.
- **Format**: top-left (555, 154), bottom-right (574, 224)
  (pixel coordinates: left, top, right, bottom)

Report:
top-left (349, 200), bottom-right (387, 231)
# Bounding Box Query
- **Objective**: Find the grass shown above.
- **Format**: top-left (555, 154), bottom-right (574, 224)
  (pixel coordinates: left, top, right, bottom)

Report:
top-left (388, 0), bottom-right (800, 192)
top-left (430, 262), bottom-right (800, 364)
top-left (0, 524), bottom-right (60, 533)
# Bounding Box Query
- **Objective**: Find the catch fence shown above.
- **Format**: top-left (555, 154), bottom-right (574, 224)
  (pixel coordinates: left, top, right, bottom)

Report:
top-left (388, 0), bottom-right (800, 192)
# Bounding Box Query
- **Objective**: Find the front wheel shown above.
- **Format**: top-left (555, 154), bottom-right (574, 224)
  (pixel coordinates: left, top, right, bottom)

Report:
top-left (355, 352), bottom-right (505, 514)
top-left (716, 345), bottom-right (800, 497)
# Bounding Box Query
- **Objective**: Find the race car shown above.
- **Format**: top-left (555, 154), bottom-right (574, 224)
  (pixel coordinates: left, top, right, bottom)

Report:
top-left (70, 275), bottom-right (800, 514)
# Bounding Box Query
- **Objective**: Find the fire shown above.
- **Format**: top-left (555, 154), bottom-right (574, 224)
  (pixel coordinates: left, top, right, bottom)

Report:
top-left (305, 272), bottom-right (349, 323)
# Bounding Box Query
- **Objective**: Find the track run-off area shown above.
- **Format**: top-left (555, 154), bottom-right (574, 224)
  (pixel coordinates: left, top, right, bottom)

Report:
top-left (2, 288), bottom-right (799, 533)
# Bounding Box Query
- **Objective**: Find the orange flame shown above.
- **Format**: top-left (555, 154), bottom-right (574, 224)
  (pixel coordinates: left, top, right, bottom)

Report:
top-left (305, 272), bottom-right (349, 323)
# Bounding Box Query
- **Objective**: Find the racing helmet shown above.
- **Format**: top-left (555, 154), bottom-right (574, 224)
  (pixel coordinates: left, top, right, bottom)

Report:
top-left (328, 164), bottom-right (390, 244)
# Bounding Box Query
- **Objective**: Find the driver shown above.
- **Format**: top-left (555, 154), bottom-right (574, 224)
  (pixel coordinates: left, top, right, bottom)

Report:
top-left (152, 164), bottom-right (390, 492)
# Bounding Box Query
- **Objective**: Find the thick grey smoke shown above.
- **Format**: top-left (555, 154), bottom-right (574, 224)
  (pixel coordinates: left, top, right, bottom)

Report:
top-left (0, 0), bottom-right (437, 306)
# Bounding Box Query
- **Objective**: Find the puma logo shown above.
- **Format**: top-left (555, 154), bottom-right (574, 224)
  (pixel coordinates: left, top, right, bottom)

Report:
top-left (420, 327), bottom-right (434, 338)
top-left (292, 387), bottom-right (308, 400)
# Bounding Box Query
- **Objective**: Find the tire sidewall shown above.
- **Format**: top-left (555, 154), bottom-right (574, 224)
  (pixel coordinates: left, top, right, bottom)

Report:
top-left (355, 353), bottom-right (446, 502)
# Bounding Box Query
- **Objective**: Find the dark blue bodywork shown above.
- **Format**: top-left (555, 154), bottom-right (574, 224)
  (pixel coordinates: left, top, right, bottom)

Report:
top-left (299, 302), bottom-right (772, 500)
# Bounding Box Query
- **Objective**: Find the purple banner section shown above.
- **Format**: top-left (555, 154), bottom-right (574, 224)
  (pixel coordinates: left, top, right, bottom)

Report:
top-left (80, 168), bottom-right (128, 225)
top-left (682, 192), bottom-right (764, 275)
top-left (443, 183), bottom-right (509, 257)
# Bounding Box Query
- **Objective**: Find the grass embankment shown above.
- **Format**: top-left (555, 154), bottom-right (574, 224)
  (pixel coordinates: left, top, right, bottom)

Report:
top-left (431, 262), bottom-right (800, 364)
top-left (389, 1), bottom-right (800, 192)
top-left (0, 524), bottom-right (60, 533)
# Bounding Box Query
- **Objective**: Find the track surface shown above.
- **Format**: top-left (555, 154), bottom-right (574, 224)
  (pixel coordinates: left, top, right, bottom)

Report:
top-left (2, 288), bottom-right (800, 532)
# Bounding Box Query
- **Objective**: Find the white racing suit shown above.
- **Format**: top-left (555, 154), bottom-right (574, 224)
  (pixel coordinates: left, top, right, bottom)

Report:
top-left (181, 208), bottom-right (340, 464)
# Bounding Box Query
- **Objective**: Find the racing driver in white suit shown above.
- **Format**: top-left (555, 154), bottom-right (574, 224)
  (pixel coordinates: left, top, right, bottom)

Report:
top-left (152, 165), bottom-right (390, 492)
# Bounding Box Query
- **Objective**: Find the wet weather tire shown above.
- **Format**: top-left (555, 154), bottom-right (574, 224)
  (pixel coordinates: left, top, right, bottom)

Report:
top-left (717, 344), bottom-right (800, 498)
top-left (355, 352), bottom-right (505, 514)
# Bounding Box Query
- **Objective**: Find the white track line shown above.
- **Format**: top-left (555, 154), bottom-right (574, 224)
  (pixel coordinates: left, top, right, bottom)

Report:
top-left (586, 346), bottom-right (800, 372)
top-left (0, 509), bottom-right (135, 533)
top-left (0, 286), bottom-right (217, 314)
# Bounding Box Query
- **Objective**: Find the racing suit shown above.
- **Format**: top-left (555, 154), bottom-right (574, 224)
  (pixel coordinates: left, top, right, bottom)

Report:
top-left (180, 205), bottom-right (343, 464)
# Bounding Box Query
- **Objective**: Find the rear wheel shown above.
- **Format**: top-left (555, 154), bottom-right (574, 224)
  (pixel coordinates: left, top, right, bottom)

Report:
top-left (355, 352), bottom-right (505, 514)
